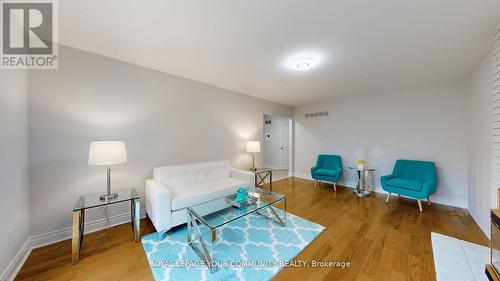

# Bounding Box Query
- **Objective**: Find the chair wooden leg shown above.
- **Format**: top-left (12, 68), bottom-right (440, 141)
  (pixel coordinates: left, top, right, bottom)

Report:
top-left (313, 180), bottom-right (317, 188)
top-left (417, 199), bottom-right (423, 213)
top-left (386, 193), bottom-right (391, 203)
top-left (333, 182), bottom-right (337, 192)
top-left (427, 196), bottom-right (431, 206)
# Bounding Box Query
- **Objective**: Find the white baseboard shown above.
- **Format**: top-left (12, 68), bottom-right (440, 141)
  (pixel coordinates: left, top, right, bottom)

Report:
top-left (0, 239), bottom-right (31, 281)
top-left (291, 172), bottom-right (466, 208)
top-left (293, 172), bottom-right (313, 181)
top-left (0, 209), bottom-right (146, 281)
top-left (30, 208), bottom-right (146, 249)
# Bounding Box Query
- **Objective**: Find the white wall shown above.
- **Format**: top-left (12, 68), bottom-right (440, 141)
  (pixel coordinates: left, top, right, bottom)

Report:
top-left (263, 115), bottom-right (289, 169)
top-left (28, 46), bottom-right (292, 237)
top-left (293, 82), bottom-right (469, 208)
top-left (467, 41), bottom-right (495, 236)
top-left (0, 70), bottom-right (30, 279)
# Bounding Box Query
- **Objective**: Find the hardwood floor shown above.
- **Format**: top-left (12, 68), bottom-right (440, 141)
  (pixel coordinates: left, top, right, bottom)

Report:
top-left (16, 177), bottom-right (489, 281)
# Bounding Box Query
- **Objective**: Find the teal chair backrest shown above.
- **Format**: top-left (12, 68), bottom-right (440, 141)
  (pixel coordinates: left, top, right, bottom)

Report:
top-left (393, 160), bottom-right (436, 182)
top-left (316, 155), bottom-right (342, 171)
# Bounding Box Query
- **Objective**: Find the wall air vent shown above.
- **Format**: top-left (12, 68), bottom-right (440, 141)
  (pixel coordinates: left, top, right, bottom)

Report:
top-left (305, 111), bottom-right (328, 119)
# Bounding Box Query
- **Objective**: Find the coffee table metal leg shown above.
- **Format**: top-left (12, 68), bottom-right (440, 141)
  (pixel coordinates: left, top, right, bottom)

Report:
top-left (283, 197), bottom-right (287, 224)
top-left (187, 212), bottom-right (193, 243)
top-left (211, 229), bottom-right (216, 246)
top-left (269, 206), bottom-right (285, 227)
top-left (269, 170), bottom-right (272, 192)
top-left (187, 212), bottom-right (216, 273)
top-left (256, 198), bottom-right (287, 227)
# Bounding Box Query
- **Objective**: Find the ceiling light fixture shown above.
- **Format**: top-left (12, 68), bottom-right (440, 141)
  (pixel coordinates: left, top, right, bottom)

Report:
top-left (295, 61), bottom-right (311, 70)
top-left (292, 58), bottom-right (313, 71)
top-left (283, 51), bottom-right (327, 73)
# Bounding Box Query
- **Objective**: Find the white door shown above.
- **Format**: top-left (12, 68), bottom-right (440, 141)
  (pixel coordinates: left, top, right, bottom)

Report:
top-left (279, 120), bottom-right (289, 169)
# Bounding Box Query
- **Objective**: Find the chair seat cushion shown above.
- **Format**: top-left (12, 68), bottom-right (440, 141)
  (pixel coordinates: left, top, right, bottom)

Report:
top-left (314, 169), bottom-right (338, 177)
top-left (170, 178), bottom-right (247, 211)
top-left (386, 178), bottom-right (424, 192)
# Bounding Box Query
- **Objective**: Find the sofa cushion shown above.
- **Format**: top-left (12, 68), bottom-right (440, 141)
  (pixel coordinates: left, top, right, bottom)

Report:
top-left (314, 169), bottom-right (338, 177)
top-left (386, 178), bottom-right (424, 192)
top-left (154, 161), bottom-right (231, 188)
top-left (170, 178), bottom-right (248, 211)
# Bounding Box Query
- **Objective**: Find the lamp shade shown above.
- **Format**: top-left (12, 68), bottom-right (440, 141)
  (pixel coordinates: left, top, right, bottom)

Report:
top-left (88, 141), bottom-right (127, 165)
top-left (246, 141), bottom-right (261, 153)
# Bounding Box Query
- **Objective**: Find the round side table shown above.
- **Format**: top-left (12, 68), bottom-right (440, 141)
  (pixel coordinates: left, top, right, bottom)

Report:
top-left (348, 166), bottom-right (375, 197)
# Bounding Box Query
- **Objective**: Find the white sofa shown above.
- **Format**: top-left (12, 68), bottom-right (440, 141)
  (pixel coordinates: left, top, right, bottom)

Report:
top-left (145, 160), bottom-right (255, 233)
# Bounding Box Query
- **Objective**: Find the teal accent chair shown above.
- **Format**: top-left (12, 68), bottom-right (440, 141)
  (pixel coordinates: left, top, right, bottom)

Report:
top-left (381, 160), bottom-right (437, 212)
top-left (311, 155), bottom-right (343, 191)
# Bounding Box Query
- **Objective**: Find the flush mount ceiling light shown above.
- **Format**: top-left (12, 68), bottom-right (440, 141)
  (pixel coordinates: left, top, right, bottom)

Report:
top-left (295, 61), bottom-right (311, 70)
top-left (283, 51), bottom-right (327, 73)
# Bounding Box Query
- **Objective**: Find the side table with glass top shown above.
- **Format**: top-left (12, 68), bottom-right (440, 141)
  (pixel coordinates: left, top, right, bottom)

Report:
top-left (253, 168), bottom-right (273, 191)
top-left (72, 187), bottom-right (140, 264)
top-left (348, 166), bottom-right (376, 197)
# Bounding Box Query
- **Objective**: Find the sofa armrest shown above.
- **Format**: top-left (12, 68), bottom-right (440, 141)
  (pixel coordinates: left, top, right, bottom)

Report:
top-left (230, 168), bottom-right (255, 189)
top-left (145, 179), bottom-right (172, 232)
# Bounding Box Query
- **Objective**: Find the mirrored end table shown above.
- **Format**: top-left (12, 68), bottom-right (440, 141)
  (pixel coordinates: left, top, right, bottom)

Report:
top-left (348, 167), bottom-right (375, 197)
top-left (253, 168), bottom-right (273, 192)
top-left (72, 187), bottom-right (140, 264)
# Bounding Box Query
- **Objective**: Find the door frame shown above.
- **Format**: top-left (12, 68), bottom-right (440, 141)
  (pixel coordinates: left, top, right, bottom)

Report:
top-left (278, 118), bottom-right (290, 170)
top-left (261, 114), bottom-right (293, 177)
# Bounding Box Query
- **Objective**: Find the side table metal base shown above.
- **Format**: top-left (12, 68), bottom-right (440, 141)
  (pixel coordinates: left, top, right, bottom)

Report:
top-left (353, 190), bottom-right (371, 197)
top-left (254, 169), bottom-right (272, 192)
top-left (72, 197), bottom-right (140, 265)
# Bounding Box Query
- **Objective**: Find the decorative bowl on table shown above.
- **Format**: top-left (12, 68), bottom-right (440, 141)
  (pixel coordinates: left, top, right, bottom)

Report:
top-left (225, 189), bottom-right (258, 208)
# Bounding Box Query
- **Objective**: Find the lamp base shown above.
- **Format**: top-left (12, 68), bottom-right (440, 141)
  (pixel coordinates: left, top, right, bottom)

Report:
top-left (100, 193), bottom-right (118, 201)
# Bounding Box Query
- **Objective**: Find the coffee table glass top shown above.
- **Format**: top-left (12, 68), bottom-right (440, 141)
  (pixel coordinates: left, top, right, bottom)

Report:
top-left (73, 187), bottom-right (139, 211)
top-left (187, 188), bottom-right (285, 230)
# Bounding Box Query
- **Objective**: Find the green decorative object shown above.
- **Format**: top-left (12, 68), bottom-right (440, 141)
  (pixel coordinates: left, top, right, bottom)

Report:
top-left (235, 188), bottom-right (248, 203)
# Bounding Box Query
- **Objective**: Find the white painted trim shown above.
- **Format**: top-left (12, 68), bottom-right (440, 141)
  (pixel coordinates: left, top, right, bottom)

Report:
top-left (0, 209), bottom-right (146, 281)
top-left (292, 173), bottom-right (467, 209)
top-left (0, 239), bottom-right (31, 281)
top-left (272, 173), bottom-right (290, 182)
top-left (293, 172), bottom-right (313, 181)
top-left (31, 208), bottom-right (146, 249)
top-left (288, 118), bottom-right (293, 176)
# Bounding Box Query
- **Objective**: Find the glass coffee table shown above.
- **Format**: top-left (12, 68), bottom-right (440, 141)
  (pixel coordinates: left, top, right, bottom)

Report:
top-left (186, 188), bottom-right (286, 273)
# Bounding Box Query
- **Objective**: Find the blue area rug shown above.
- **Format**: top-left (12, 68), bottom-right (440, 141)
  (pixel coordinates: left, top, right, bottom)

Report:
top-left (141, 208), bottom-right (324, 281)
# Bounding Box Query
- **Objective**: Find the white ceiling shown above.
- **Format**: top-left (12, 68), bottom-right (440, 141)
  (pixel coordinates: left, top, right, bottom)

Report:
top-left (59, 0), bottom-right (500, 107)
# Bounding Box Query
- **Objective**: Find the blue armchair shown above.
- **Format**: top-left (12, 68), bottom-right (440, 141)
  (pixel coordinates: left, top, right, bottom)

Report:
top-left (381, 160), bottom-right (437, 212)
top-left (311, 155), bottom-right (343, 191)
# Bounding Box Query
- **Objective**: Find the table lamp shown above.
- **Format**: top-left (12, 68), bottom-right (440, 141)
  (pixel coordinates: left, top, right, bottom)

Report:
top-left (246, 141), bottom-right (260, 171)
top-left (88, 141), bottom-right (127, 200)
